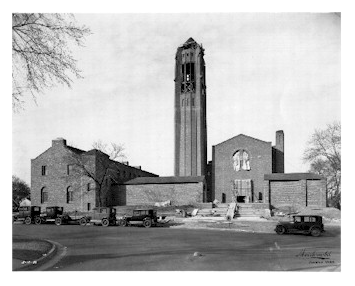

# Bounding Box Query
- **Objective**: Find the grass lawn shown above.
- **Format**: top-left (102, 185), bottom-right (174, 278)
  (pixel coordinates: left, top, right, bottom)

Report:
top-left (13, 236), bottom-right (52, 262)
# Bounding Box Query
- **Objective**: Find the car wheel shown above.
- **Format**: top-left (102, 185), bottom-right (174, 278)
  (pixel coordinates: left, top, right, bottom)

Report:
top-left (55, 217), bottom-right (62, 226)
top-left (310, 227), bottom-right (321, 237)
top-left (34, 216), bottom-right (42, 225)
top-left (119, 219), bottom-right (127, 227)
top-left (143, 219), bottom-right (152, 228)
top-left (102, 218), bottom-right (109, 227)
top-left (80, 217), bottom-right (87, 226)
top-left (25, 216), bottom-right (32, 225)
top-left (276, 225), bottom-right (286, 235)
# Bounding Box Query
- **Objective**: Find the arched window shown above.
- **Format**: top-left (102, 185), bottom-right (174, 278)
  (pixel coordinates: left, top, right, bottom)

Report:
top-left (67, 186), bottom-right (73, 203)
top-left (41, 187), bottom-right (48, 204)
top-left (232, 149), bottom-right (251, 171)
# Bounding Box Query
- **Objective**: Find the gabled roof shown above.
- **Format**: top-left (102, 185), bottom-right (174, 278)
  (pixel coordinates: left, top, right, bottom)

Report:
top-left (122, 176), bottom-right (205, 185)
top-left (214, 134), bottom-right (271, 147)
top-left (84, 149), bottom-right (109, 157)
top-left (66, 146), bottom-right (85, 154)
top-left (264, 173), bottom-right (323, 181)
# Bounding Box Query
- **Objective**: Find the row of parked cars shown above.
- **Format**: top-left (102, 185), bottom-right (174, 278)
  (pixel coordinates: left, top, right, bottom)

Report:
top-left (13, 206), bottom-right (161, 228)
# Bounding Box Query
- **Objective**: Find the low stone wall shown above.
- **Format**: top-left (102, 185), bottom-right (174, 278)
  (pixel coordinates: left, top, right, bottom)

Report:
top-left (122, 182), bottom-right (204, 206)
top-left (266, 179), bottom-right (326, 209)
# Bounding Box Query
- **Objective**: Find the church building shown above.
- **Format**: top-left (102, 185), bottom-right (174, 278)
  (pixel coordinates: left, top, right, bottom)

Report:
top-left (30, 37), bottom-right (327, 211)
top-left (121, 37), bottom-right (326, 208)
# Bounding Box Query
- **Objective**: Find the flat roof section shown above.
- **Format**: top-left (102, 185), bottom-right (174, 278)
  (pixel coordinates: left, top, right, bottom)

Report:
top-left (264, 173), bottom-right (323, 181)
top-left (122, 176), bottom-right (205, 185)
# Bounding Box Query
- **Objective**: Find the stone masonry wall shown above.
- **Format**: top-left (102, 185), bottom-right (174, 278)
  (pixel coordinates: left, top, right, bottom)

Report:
top-left (269, 180), bottom-right (306, 208)
top-left (307, 179), bottom-right (327, 207)
top-left (31, 141), bottom-right (97, 212)
top-left (123, 182), bottom-right (204, 206)
top-left (31, 139), bottom-right (158, 212)
top-left (266, 179), bottom-right (326, 209)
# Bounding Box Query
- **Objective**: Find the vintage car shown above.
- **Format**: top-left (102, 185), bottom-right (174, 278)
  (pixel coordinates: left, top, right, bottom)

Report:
top-left (16, 206), bottom-right (41, 225)
top-left (85, 207), bottom-right (117, 227)
top-left (275, 215), bottom-right (325, 237)
top-left (118, 209), bottom-right (158, 228)
top-left (37, 206), bottom-right (64, 225)
top-left (38, 206), bottom-right (87, 226)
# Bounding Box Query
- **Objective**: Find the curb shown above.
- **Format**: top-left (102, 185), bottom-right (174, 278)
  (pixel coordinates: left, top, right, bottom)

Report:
top-left (13, 239), bottom-right (65, 271)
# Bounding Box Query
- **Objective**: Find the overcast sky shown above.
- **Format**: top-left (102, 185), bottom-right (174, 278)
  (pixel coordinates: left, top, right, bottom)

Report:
top-left (12, 13), bottom-right (340, 184)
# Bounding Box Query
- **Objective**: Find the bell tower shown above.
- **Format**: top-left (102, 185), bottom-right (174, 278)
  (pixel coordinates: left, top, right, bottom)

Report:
top-left (174, 37), bottom-right (207, 177)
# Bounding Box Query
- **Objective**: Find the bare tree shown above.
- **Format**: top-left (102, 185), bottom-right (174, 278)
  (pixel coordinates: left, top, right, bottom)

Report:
top-left (92, 140), bottom-right (127, 162)
top-left (69, 151), bottom-right (121, 208)
top-left (303, 122), bottom-right (341, 209)
top-left (12, 13), bottom-right (91, 111)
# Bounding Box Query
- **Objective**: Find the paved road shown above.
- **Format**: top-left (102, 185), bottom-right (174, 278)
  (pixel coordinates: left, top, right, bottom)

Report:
top-left (13, 223), bottom-right (340, 271)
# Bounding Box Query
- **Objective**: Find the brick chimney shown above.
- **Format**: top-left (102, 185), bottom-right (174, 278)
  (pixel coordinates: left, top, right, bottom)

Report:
top-left (52, 138), bottom-right (67, 148)
top-left (275, 130), bottom-right (284, 153)
top-left (273, 131), bottom-right (284, 173)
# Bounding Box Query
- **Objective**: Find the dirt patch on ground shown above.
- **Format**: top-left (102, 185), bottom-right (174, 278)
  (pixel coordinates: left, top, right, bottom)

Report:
top-left (170, 218), bottom-right (279, 233)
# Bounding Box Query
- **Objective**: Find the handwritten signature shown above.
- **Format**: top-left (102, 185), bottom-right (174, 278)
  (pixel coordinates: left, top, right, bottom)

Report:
top-left (296, 249), bottom-right (332, 259)
top-left (296, 249), bottom-right (335, 264)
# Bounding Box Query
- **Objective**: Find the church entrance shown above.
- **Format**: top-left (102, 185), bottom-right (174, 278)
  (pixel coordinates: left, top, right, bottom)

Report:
top-left (232, 179), bottom-right (252, 203)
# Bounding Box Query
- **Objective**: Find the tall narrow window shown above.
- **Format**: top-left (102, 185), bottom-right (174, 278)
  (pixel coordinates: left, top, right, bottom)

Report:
top-left (258, 192), bottom-right (263, 202)
top-left (67, 165), bottom-right (73, 175)
top-left (41, 187), bottom-right (48, 203)
top-left (181, 62), bottom-right (195, 93)
top-left (186, 64), bottom-right (191, 82)
top-left (41, 166), bottom-right (47, 176)
top-left (67, 186), bottom-right (73, 203)
top-left (87, 203), bottom-right (91, 211)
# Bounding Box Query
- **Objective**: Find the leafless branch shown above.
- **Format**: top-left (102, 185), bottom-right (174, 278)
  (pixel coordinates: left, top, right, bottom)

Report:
top-left (12, 13), bottom-right (91, 111)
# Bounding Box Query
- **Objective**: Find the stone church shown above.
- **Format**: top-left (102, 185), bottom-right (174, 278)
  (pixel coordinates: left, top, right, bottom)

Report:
top-left (30, 37), bottom-right (326, 212)
top-left (121, 37), bottom-right (326, 209)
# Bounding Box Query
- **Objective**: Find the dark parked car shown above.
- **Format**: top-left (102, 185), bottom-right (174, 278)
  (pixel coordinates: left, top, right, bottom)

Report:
top-left (37, 206), bottom-right (87, 226)
top-left (37, 206), bottom-right (64, 225)
top-left (275, 215), bottom-right (325, 237)
top-left (16, 206), bottom-right (41, 225)
top-left (119, 209), bottom-right (158, 228)
top-left (85, 207), bottom-right (117, 226)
